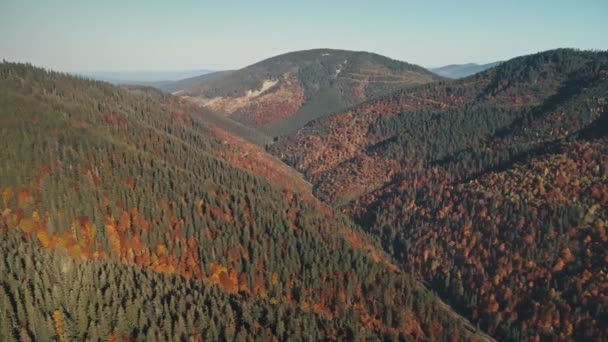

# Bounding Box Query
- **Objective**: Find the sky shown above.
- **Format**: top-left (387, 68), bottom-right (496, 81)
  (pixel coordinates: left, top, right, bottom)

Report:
top-left (1, 0), bottom-right (606, 72)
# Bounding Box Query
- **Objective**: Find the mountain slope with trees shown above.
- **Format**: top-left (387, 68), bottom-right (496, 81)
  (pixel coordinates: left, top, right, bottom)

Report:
top-left (0, 62), bottom-right (481, 341)
top-left (271, 48), bottom-right (608, 340)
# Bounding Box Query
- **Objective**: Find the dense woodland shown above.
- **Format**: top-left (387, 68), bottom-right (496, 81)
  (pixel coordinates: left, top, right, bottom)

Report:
top-left (1, 48), bottom-right (607, 341)
top-left (0, 62), bottom-right (479, 341)
top-left (272, 49), bottom-right (608, 340)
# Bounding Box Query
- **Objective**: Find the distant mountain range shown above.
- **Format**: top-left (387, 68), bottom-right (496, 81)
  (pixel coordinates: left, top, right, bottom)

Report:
top-left (155, 70), bottom-right (235, 93)
top-left (72, 69), bottom-right (214, 85)
top-left (429, 62), bottom-right (501, 78)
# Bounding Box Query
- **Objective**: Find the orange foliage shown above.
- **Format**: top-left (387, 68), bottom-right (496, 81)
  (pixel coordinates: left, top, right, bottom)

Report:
top-left (238, 272), bottom-right (250, 293)
top-left (105, 222), bottom-right (122, 256)
top-left (210, 127), bottom-right (313, 201)
top-left (2, 187), bottom-right (13, 208)
top-left (16, 188), bottom-right (33, 209)
top-left (208, 261), bottom-right (239, 293)
top-left (117, 210), bottom-right (131, 232)
top-left (219, 271), bottom-right (237, 292)
top-left (345, 140), bottom-right (608, 339)
top-left (402, 309), bottom-right (425, 339)
top-left (252, 274), bottom-right (267, 297)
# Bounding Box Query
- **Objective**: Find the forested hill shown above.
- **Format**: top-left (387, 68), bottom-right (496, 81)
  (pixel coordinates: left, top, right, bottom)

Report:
top-left (272, 48), bottom-right (608, 205)
top-left (169, 48), bottom-right (441, 137)
top-left (270, 48), bottom-right (608, 340)
top-left (0, 62), bottom-right (482, 340)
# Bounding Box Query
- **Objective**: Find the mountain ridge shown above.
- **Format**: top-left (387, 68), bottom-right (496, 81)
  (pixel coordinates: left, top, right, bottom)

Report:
top-left (72, 69), bottom-right (215, 85)
top-left (429, 61), bottom-right (501, 78)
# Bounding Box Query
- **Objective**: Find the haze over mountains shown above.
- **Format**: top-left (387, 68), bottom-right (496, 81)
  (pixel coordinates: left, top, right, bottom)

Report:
top-left (1, 46), bottom-right (607, 341)
top-left (75, 57), bottom-right (501, 93)
top-left (429, 62), bottom-right (501, 79)
top-left (73, 69), bottom-right (214, 85)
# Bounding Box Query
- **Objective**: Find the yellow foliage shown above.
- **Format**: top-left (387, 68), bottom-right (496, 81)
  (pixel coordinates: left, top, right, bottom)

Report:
top-left (70, 222), bottom-right (78, 237)
top-left (36, 229), bottom-right (52, 248)
top-left (2, 187), bottom-right (13, 208)
top-left (52, 310), bottom-right (65, 342)
top-left (87, 223), bottom-right (97, 242)
top-left (68, 243), bottom-right (82, 259)
top-left (196, 198), bottom-right (205, 218)
top-left (209, 261), bottom-right (228, 276)
top-left (18, 217), bottom-right (36, 233)
top-left (271, 272), bottom-right (279, 285)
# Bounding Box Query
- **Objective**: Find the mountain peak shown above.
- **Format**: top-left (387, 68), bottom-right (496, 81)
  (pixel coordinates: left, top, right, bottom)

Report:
top-left (163, 49), bottom-right (441, 137)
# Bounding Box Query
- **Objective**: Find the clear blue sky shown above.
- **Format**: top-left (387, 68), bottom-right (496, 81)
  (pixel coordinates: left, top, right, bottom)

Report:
top-left (1, 0), bottom-right (606, 71)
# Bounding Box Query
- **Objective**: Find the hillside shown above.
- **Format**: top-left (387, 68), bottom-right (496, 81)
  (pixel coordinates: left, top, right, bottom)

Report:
top-left (429, 62), bottom-right (501, 79)
top-left (270, 48), bottom-right (608, 340)
top-left (0, 62), bottom-right (482, 341)
top-left (170, 49), bottom-right (441, 136)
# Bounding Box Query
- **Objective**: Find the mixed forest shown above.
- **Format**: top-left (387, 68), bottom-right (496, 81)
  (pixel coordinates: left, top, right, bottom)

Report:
top-left (1, 48), bottom-right (607, 341)
top-left (0, 62), bottom-right (480, 341)
top-left (272, 49), bottom-right (608, 341)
